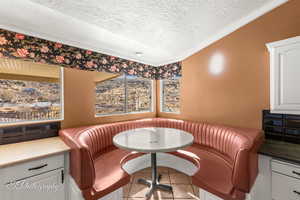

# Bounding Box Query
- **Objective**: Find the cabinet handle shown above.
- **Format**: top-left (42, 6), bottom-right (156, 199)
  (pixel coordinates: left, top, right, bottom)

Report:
top-left (292, 171), bottom-right (300, 176)
top-left (28, 164), bottom-right (48, 171)
top-left (294, 191), bottom-right (300, 195)
top-left (61, 170), bottom-right (64, 184)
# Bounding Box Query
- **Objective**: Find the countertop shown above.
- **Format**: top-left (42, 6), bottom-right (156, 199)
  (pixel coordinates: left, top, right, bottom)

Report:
top-left (0, 137), bottom-right (70, 168)
top-left (259, 139), bottom-right (300, 164)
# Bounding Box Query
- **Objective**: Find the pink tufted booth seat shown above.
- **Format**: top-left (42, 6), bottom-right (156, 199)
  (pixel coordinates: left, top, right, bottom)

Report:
top-left (59, 118), bottom-right (263, 200)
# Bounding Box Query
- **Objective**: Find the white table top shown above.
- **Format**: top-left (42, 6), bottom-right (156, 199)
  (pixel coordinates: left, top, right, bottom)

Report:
top-left (113, 127), bottom-right (194, 153)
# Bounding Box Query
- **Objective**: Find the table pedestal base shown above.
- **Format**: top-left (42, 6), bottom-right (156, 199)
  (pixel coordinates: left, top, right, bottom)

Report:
top-left (137, 153), bottom-right (173, 199)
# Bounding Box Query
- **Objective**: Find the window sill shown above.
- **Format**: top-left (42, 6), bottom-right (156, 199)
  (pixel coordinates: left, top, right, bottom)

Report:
top-left (95, 111), bottom-right (154, 118)
top-left (160, 111), bottom-right (180, 114)
top-left (0, 118), bottom-right (64, 128)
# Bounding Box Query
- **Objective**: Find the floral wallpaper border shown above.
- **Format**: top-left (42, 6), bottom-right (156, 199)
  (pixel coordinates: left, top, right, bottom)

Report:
top-left (0, 29), bottom-right (181, 80)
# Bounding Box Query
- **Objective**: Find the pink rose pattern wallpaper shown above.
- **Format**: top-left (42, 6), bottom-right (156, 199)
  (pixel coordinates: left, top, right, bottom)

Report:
top-left (0, 29), bottom-right (181, 80)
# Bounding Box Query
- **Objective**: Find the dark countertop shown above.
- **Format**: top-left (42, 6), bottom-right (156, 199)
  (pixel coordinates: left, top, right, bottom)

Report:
top-left (259, 139), bottom-right (300, 164)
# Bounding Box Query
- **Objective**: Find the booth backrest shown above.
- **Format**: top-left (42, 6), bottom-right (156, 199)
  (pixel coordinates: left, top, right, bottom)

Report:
top-left (153, 118), bottom-right (252, 163)
top-left (79, 118), bottom-right (251, 162)
top-left (60, 118), bottom-right (262, 193)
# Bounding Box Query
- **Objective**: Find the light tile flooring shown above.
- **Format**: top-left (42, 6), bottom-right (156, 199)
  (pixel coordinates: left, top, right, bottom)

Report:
top-left (123, 167), bottom-right (200, 200)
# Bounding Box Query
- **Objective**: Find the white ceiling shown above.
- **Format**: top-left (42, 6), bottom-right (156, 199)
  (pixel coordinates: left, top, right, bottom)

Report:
top-left (0, 0), bottom-right (288, 66)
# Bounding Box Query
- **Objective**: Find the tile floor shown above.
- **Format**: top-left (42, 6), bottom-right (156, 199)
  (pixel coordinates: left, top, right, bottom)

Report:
top-left (123, 167), bottom-right (200, 200)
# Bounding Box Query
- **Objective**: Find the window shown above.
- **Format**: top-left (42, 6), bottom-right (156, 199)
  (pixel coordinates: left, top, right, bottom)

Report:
top-left (0, 59), bottom-right (64, 124)
top-left (95, 74), bottom-right (153, 116)
top-left (161, 78), bottom-right (180, 113)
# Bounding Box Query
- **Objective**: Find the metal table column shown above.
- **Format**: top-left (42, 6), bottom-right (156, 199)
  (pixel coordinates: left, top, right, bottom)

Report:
top-left (137, 153), bottom-right (173, 199)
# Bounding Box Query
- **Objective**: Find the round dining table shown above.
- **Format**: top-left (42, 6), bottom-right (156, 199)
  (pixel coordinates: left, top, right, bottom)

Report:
top-left (113, 127), bottom-right (194, 199)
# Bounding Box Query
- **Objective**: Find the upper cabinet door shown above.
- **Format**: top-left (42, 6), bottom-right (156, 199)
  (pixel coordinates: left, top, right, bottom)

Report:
top-left (267, 36), bottom-right (300, 114)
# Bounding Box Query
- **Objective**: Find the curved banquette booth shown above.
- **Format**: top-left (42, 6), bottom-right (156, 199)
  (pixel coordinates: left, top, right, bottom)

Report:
top-left (59, 118), bottom-right (263, 200)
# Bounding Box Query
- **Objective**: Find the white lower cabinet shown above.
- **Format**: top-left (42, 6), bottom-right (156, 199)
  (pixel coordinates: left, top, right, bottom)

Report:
top-left (271, 160), bottom-right (300, 200)
top-left (272, 172), bottom-right (300, 200)
top-left (0, 153), bottom-right (67, 200)
top-left (4, 168), bottom-right (65, 200)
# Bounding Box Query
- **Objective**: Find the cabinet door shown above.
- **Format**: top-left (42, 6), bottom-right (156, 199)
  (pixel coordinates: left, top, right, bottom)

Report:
top-left (272, 172), bottom-right (300, 200)
top-left (269, 40), bottom-right (300, 114)
top-left (3, 168), bottom-right (65, 200)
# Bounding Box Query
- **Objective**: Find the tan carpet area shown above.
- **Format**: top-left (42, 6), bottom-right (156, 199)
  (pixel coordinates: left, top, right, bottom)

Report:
top-left (123, 167), bottom-right (199, 200)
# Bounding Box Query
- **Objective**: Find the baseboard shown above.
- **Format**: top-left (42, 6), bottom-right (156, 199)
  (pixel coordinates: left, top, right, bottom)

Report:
top-left (69, 176), bottom-right (123, 200)
top-left (199, 189), bottom-right (223, 200)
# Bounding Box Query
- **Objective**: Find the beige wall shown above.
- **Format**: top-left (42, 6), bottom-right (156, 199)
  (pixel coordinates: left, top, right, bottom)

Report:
top-left (62, 68), bottom-right (156, 128)
top-left (158, 0), bottom-right (300, 129)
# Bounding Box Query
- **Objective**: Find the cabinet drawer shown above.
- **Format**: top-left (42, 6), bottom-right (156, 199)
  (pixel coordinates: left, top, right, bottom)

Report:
top-left (272, 172), bottom-right (300, 200)
top-left (3, 168), bottom-right (65, 200)
top-left (271, 160), bottom-right (300, 179)
top-left (2, 154), bottom-right (64, 183)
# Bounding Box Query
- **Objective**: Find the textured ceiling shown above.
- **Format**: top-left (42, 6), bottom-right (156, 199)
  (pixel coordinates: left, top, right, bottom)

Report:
top-left (0, 0), bottom-right (288, 66)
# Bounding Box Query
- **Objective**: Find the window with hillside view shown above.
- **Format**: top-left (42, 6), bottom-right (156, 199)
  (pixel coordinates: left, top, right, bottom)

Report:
top-left (0, 59), bottom-right (63, 124)
top-left (95, 74), bottom-right (153, 115)
top-left (161, 78), bottom-right (180, 113)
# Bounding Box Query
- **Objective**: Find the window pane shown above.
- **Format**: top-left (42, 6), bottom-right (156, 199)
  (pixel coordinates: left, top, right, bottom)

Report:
top-left (126, 75), bottom-right (152, 113)
top-left (0, 59), bottom-right (62, 124)
top-left (95, 75), bottom-right (125, 115)
top-left (162, 79), bottom-right (180, 113)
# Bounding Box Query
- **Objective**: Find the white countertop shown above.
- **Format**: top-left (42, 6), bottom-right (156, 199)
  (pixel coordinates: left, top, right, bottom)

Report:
top-left (113, 127), bottom-right (194, 153)
top-left (0, 137), bottom-right (70, 168)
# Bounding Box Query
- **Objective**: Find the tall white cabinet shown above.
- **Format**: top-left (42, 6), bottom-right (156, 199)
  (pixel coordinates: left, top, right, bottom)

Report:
top-left (267, 36), bottom-right (300, 114)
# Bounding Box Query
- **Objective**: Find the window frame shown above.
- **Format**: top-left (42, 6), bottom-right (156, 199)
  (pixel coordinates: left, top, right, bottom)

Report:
top-left (95, 75), bottom-right (155, 117)
top-left (0, 67), bottom-right (65, 127)
top-left (160, 78), bottom-right (180, 114)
